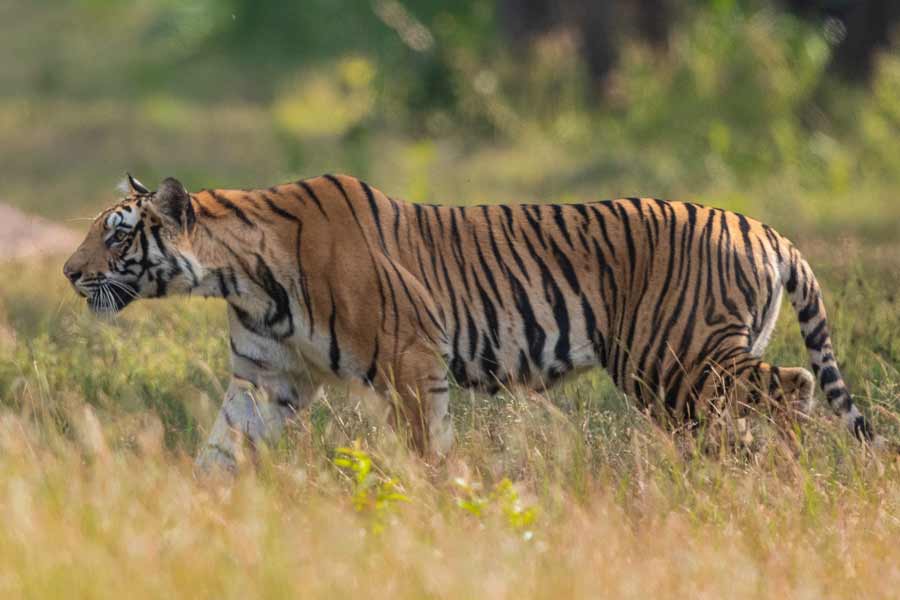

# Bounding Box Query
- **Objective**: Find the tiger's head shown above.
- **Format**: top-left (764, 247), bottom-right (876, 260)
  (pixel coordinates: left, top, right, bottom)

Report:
top-left (63, 174), bottom-right (197, 315)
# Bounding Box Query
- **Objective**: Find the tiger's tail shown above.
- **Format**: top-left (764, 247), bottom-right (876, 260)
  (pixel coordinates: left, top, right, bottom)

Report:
top-left (779, 244), bottom-right (878, 443)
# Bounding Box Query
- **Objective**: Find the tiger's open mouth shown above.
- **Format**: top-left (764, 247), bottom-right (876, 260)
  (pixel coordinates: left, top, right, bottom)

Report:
top-left (81, 278), bottom-right (139, 315)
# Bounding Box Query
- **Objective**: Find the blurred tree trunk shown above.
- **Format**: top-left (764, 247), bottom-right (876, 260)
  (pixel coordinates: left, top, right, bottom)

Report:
top-left (564, 1), bottom-right (619, 86)
top-left (635, 0), bottom-right (672, 50)
top-left (498, 0), bottom-right (557, 41)
top-left (498, 0), bottom-right (674, 88)
top-left (785, 0), bottom-right (900, 83)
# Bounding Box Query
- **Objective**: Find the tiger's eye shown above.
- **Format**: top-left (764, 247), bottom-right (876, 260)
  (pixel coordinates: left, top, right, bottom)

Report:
top-left (114, 230), bottom-right (128, 242)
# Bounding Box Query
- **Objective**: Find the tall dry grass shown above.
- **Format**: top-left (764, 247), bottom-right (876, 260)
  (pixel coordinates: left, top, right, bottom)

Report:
top-left (1, 256), bottom-right (899, 599)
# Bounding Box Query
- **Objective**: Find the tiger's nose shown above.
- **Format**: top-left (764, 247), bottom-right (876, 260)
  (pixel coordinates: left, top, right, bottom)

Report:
top-left (63, 263), bottom-right (82, 284)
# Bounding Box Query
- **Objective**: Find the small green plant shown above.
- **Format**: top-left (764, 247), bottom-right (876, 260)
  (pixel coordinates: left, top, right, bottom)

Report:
top-left (455, 477), bottom-right (538, 539)
top-left (333, 442), bottom-right (409, 533)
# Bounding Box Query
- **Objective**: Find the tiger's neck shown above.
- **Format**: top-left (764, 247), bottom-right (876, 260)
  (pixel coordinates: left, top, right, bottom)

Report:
top-left (180, 195), bottom-right (285, 319)
top-left (181, 204), bottom-right (242, 300)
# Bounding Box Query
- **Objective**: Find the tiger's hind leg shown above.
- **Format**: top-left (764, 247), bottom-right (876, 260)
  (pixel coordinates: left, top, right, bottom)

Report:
top-left (386, 378), bottom-right (454, 459)
top-left (690, 283), bottom-right (816, 437)
top-left (695, 355), bottom-right (817, 433)
top-left (379, 350), bottom-right (454, 459)
top-left (365, 256), bottom-right (454, 459)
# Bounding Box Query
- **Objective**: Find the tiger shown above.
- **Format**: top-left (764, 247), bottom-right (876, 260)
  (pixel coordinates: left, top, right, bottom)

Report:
top-left (63, 172), bottom-right (882, 469)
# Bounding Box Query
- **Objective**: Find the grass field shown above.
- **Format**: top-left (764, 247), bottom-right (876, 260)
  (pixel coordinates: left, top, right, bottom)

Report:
top-left (1, 199), bottom-right (899, 598)
top-left (2, 2), bottom-right (900, 597)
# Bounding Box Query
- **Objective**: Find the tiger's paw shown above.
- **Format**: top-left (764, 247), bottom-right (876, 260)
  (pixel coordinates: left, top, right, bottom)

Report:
top-left (782, 367), bottom-right (816, 418)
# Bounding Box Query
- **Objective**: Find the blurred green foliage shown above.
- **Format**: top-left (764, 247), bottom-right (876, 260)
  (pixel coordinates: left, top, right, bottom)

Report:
top-left (0, 0), bottom-right (898, 235)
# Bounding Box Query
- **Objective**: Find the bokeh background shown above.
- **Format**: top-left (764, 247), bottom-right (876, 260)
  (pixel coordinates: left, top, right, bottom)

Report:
top-left (4, 0), bottom-right (900, 235)
top-left (0, 3), bottom-right (899, 597)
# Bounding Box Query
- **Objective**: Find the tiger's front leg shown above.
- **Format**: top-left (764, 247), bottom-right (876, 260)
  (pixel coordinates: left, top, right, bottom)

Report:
top-left (195, 374), bottom-right (316, 474)
top-left (195, 377), bottom-right (286, 473)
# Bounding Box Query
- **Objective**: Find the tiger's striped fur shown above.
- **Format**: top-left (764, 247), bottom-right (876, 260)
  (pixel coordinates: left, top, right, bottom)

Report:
top-left (63, 173), bottom-right (878, 468)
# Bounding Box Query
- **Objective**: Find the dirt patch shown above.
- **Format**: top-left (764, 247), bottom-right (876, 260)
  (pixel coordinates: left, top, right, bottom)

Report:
top-left (0, 204), bottom-right (81, 261)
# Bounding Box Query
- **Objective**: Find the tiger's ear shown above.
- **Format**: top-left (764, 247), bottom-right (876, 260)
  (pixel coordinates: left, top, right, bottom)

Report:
top-left (126, 173), bottom-right (151, 195)
top-left (153, 177), bottom-right (194, 231)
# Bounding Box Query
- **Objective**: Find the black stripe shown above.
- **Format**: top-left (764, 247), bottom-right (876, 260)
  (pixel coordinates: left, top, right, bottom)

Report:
top-left (499, 210), bottom-right (531, 283)
top-left (215, 269), bottom-right (230, 297)
top-left (325, 175), bottom-right (374, 245)
top-left (465, 309), bottom-right (479, 361)
top-left (517, 350), bottom-right (532, 381)
top-left (737, 213), bottom-right (761, 287)
top-left (254, 253), bottom-right (295, 339)
top-left (523, 205), bottom-right (547, 249)
top-left (509, 272), bottom-right (546, 369)
top-left (853, 415), bottom-right (873, 441)
top-left (391, 197), bottom-right (402, 246)
top-left (329, 291), bottom-right (341, 374)
top-left (613, 202), bottom-right (637, 275)
top-left (657, 203), bottom-right (700, 404)
top-left (587, 203), bottom-right (618, 261)
top-left (262, 193), bottom-right (300, 222)
top-left (295, 222), bottom-right (315, 334)
top-left (521, 232), bottom-right (572, 372)
top-left (448, 209), bottom-right (473, 297)
top-left (297, 180), bottom-right (329, 219)
top-left (480, 338), bottom-right (500, 386)
top-left (230, 338), bottom-right (267, 369)
top-left (210, 191), bottom-right (254, 227)
top-left (360, 180), bottom-right (389, 251)
top-left (549, 237), bottom-right (581, 295)
top-left (226, 267), bottom-right (239, 297)
top-left (826, 387), bottom-right (846, 403)
top-left (797, 301), bottom-right (818, 323)
top-left (636, 202), bottom-right (678, 383)
top-left (386, 259), bottom-right (443, 344)
top-left (785, 256), bottom-right (798, 293)
top-left (819, 365), bottom-right (839, 386)
top-left (550, 205), bottom-right (574, 248)
top-left (580, 293), bottom-right (605, 365)
top-left (472, 270), bottom-right (501, 347)
top-left (666, 208), bottom-right (711, 393)
top-left (364, 338), bottom-right (379, 385)
top-left (472, 218), bottom-right (506, 309)
top-left (804, 320), bottom-right (827, 349)
top-left (194, 201), bottom-right (216, 220)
